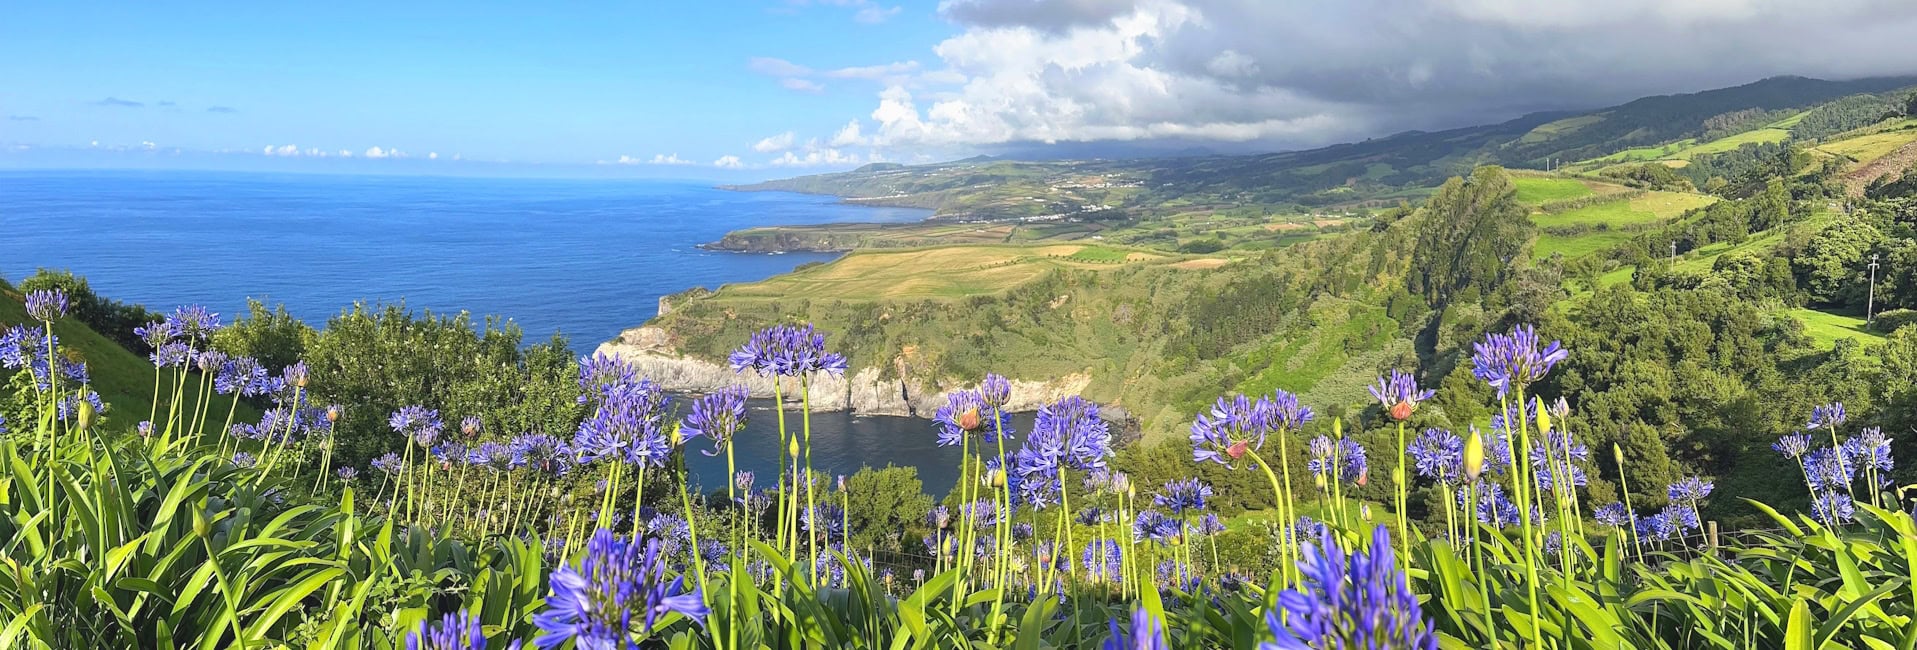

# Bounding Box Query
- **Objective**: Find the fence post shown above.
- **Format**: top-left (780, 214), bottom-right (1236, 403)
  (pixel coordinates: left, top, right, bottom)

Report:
top-left (1706, 521), bottom-right (1720, 556)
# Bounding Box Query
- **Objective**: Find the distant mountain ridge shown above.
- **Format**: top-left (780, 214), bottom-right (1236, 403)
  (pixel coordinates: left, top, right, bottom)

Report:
top-left (731, 75), bottom-right (1917, 217)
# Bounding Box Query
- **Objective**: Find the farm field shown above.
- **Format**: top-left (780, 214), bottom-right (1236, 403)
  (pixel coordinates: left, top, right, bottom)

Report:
top-left (712, 243), bottom-right (1187, 301)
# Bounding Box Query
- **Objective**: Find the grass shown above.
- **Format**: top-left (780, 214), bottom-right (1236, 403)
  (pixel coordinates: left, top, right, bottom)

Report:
top-left (1790, 308), bottom-right (1885, 349)
top-left (1677, 128), bottom-right (1791, 158)
top-left (1511, 176), bottom-right (1595, 205)
top-left (1813, 119), bottom-right (1917, 162)
top-left (1532, 191), bottom-right (1718, 259)
top-left (712, 243), bottom-right (1174, 301)
top-left (0, 282), bottom-right (246, 430)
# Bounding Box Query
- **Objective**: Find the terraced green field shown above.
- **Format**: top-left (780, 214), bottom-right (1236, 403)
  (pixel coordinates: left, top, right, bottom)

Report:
top-left (1532, 191), bottom-right (1718, 258)
top-left (1791, 308), bottom-right (1884, 349)
top-left (711, 244), bottom-right (1183, 301)
top-left (1510, 176), bottom-right (1595, 205)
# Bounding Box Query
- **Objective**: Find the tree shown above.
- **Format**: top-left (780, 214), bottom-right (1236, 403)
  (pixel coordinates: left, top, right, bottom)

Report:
top-left (842, 465), bottom-right (934, 552)
top-left (1408, 166), bottom-right (1533, 305)
top-left (213, 299), bottom-right (315, 371)
top-left (1792, 215), bottom-right (1885, 307)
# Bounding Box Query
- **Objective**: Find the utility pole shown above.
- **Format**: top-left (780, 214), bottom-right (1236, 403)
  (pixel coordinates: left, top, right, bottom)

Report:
top-left (1867, 253), bottom-right (1881, 324)
top-left (1670, 241), bottom-right (1677, 267)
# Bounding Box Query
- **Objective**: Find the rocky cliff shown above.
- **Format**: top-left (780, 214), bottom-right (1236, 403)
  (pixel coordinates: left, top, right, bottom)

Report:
top-left (594, 325), bottom-right (1107, 418)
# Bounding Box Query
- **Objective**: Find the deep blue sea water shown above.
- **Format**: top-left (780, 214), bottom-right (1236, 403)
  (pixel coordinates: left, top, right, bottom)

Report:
top-left (0, 169), bottom-right (972, 493)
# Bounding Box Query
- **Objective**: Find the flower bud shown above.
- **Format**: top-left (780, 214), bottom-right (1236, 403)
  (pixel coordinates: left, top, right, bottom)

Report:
top-left (1612, 443), bottom-right (1624, 466)
top-left (987, 468), bottom-right (1006, 488)
top-left (1389, 401), bottom-right (1413, 422)
top-left (1361, 503), bottom-right (1373, 521)
top-left (788, 438), bottom-right (801, 457)
top-left (957, 407), bottom-right (982, 432)
top-left (1392, 465), bottom-right (1405, 487)
top-left (75, 399), bottom-right (96, 432)
top-left (1462, 428), bottom-right (1486, 482)
top-left (1536, 406), bottom-right (1553, 434)
top-left (1226, 440), bottom-right (1251, 460)
top-left (192, 509), bottom-right (211, 539)
top-left (326, 405), bottom-right (342, 423)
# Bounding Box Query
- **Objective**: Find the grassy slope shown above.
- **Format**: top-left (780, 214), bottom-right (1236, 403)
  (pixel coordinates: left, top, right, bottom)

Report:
top-left (1812, 118), bottom-right (1917, 162)
top-left (1511, 176), bottom-right (1596, 204)
top-left (711, 243), bottom-right (1184, 302)
top-left (2, 283), bottom-right (202, 428)
top-left (1533, 191), bottom-right (1718, 258)
top-left (1791, 308), bottom-right (1885, 349)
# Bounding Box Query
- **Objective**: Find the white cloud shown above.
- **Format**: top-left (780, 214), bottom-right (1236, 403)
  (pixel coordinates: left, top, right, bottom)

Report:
top-left (829, 120), bottom-right (868, 147)
top-left (752, 132), bottom-right (797, 153)
top-left (140, 141), bottom-right (156, 150)
top-left (339, 150), bottom-right (353, 158)
top-left (748, 56), bottom-right (813, 77)
top-left (781, 78), bottom-right (827, 93)
top-left (264, 144), bottom-right (301, 156)
top-left (429, 152), bottom-right (439, 160)
top-left (794, 0), bottom-right (1917, 153)
top-left (650, 153), bottom-right (694, 165)
top-left (713, 155), bottom-right (745, 168)
top-left (769, 147), bottom-right (863, 167)
top-left (854, 4), bottom-right (903, 23)
top-left (363, 146), bottom-right (407, 159)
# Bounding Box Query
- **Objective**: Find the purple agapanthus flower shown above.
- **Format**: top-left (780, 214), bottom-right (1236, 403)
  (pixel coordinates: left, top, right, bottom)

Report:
top-left (727, 323), bottom-right (848, 378)
top-left (371, 452), bottom-right (403, 475)
top-left (934, 387), bottom-right (1014, 447)
top-left (1190, 390), bottom-right (1313, 465)
top-left (24, 289), bottom-right (69, 322)
top-left (1082, 539), bottom-right (1123, 583)
top-left (165, 305), bottom-right (222, 342)
top-left (389, 405), bottom-right (444, 448)
top-left (1804, 447), bottom-right (1854, 492)
top-left (1367, 369), bottom-right (1434, 420)
top-left (406, 609), bottom-right (519, 650)
top-left (1152, 478), bottom-right (1212, 515)
top-left (577, 352), bottom-right (640, 405)
top-left (532, 530), bottom-right (707, 648)
top-left (512, 433), bottom-right (571, 475)
top-left (573, 380), bottom-right (671, 464)
top-left (1807, 402), bottom-right (1847, 430)
top-left (1197, 513), bottom-right (1227, 535)
top-left (980, 373), bottom-right (1013, 408)
top-left (1843, 428), bottom-right (1893, 475)
top-left (151, 342), bottom-right (193, 369)
top-left (1469, 324), bottom-right (1568, 397)
top-left (683, 385), bottom-right (749, 457)
top-left (1132, 510), bottom-right (1182, 545)
top-left (1667, 477), bottom-right (1714, 503)
top-left (1288, 516), bottom-right (1329, 544)
top-left (231, 452), bottom-right (256, 468)
top-left (1261, 525), bottom-right (1439, 650)
top-left (337, 466), bottom-right (359, 481)
top-left (1774, 431), bottom-right (1814, 459)
top-left (1306, 436), bottom-right (1368, 486)
top-left (1013, 395), bottom-right (1112, 479)
top-left (1406, 428), bottom-right (1463, 484)
top-left (1811, 491), bottom-right (1855, 524)
top-left (1594, 502), bottom-right (1634, 527)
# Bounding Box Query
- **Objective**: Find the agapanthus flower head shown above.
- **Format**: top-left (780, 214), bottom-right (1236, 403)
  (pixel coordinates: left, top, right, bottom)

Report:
top-left (1016, 395), bottom-right (1112, 475)
top-left (1469, 324), bottom-right (1568, 397)
top-left (934, 388), bottom-right (1014, 447)
top-left (1843, 429), bottom-right (1894, 475)
top-left (195, 349), bottom-right (228, 372)
top-left (1306, 436), bottom-right (1368, 486)
top-left (281, 361), bottom-right (309, 389)
top-left (1081, 539), bottom-right (1123, 583)
top-left (1261, 525), bottom-right (1439, 650)
top-left (573, 381), bottom-right (672, 465)
top-left (980, 373), bottom-right (1013, 408)
top-left (1774, 431), bottom-right (1814, 459)
top-left (337, 466), bottom-right (359, 481)
top-left (1804, 447), bottom-right (1855, 492)
top-left (1406, 428), bottom-right (1463, 484)
top-left (24, 289), bottom-right (68, 322)
top-left (1664, 505), bottom-right (1701, 532)
top-left (1101, 606), bottom-right (1168, 650)
top-left (389, 405), bottom-right (444, 447)
top-left (803, 503), bottom-right (846, 541)
top-left (56, 391), bottom-right (104, 425)
top-left (1667, 477), bottom-right (1714, 503)
top-left (1548, 396), bottom-right (1571, 419)
top-left (1190, 390), bottom-right (1313, 466)
top-left (1367, 369), bottom-right (1434, 421)
top-left (683, 385), bottom-right (749, 457)
top-left (151, 342), bottom-right (193, 369)
top-left (1462, 482), bottom-right (1528, 528)
top-left (1152, 478), bottom-right (1212, 515)
top-left (165, 305), bottom-right (222, 341)
top-left (213, 356), bottom-right (270, 396)
top-left (1594, 502), bottom-right (1634, 527)
top-left (1012, 522), bottom-right (1034, 541)
top-left (460, 416), bottom-right (484, 438)
top-left (1807, 402), bottom-right (1847, 430)
top-left (532, 529), bottom-right (708, 648)
top-left (1132, 510), bottom-right (1181, 545)
top-left (927, 505), bottom-right (951, 530)
top-left (727, 323), bottom-right (848, 378)
top-left (371, 452), bottom-right (403, 475)
top-left (511, 433), bottom-right (571, 475)
top-left (1197, 512), bottom-right (1226, 536)
top-left (1636, 510), bottom-right (1675, 542)
top-left (1289, 517), bottom-right (1329, 544)
top-left (135, 420), bottom-right (153, 438)
top-left (405, 608), bottom-right (518, 650)
top-left (231, 452), bottom-right (257, 468)
top-left (577, 352), bottom-right (640, 404)
top-left (734, 471), bottom-right (755, 495)
top-left (960, 500), bottom-right (998, 527)
top-left (1811, 491), bottom-right (1856, 524)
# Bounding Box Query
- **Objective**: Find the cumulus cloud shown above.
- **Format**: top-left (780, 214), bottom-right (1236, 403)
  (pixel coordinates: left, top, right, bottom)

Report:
top-left (804, 0), bottom-right (1917, 153)
top-left (830, 120), bottom-right (868, 146)
top-left (650, 153), bottom-right (694, 165)
top-left (753, 131), bottom-right (797, 152)
top-left (713, 155), bottom-right (745, 168)
top-left (263, 144), bottom-right (301, 156)
top-left (364, 146), bottom-right (406, 159)
top-left (92, 97), bottom-right (144, 108)
top-left (770, 147), bottom-right (864, 166)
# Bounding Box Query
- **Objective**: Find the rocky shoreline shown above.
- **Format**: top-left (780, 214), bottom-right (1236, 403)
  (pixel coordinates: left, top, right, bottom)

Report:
top-left (594, 325), bottom-right (1123, 423)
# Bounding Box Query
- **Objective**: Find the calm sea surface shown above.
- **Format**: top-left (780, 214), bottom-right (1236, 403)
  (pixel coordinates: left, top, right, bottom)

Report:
top-left (0, 169), bottom-right (970, 493)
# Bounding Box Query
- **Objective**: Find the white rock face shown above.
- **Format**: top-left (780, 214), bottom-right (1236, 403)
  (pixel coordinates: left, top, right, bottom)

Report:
top-left (594, 325), bottom-right (1096, 417)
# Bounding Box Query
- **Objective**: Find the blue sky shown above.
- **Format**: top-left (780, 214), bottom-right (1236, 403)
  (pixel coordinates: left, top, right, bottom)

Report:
top-left (5, 1), bottom-right (1915, 178)
top-left (0, 1), bottom-right (949, 176)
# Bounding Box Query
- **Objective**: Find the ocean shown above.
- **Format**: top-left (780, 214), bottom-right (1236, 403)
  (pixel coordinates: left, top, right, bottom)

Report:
top-left (0, 168), bottom-right (970, 493)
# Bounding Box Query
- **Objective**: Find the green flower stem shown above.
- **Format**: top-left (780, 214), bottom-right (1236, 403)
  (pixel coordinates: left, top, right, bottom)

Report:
top-left (1506, 390), bottom-right (1543, 647)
